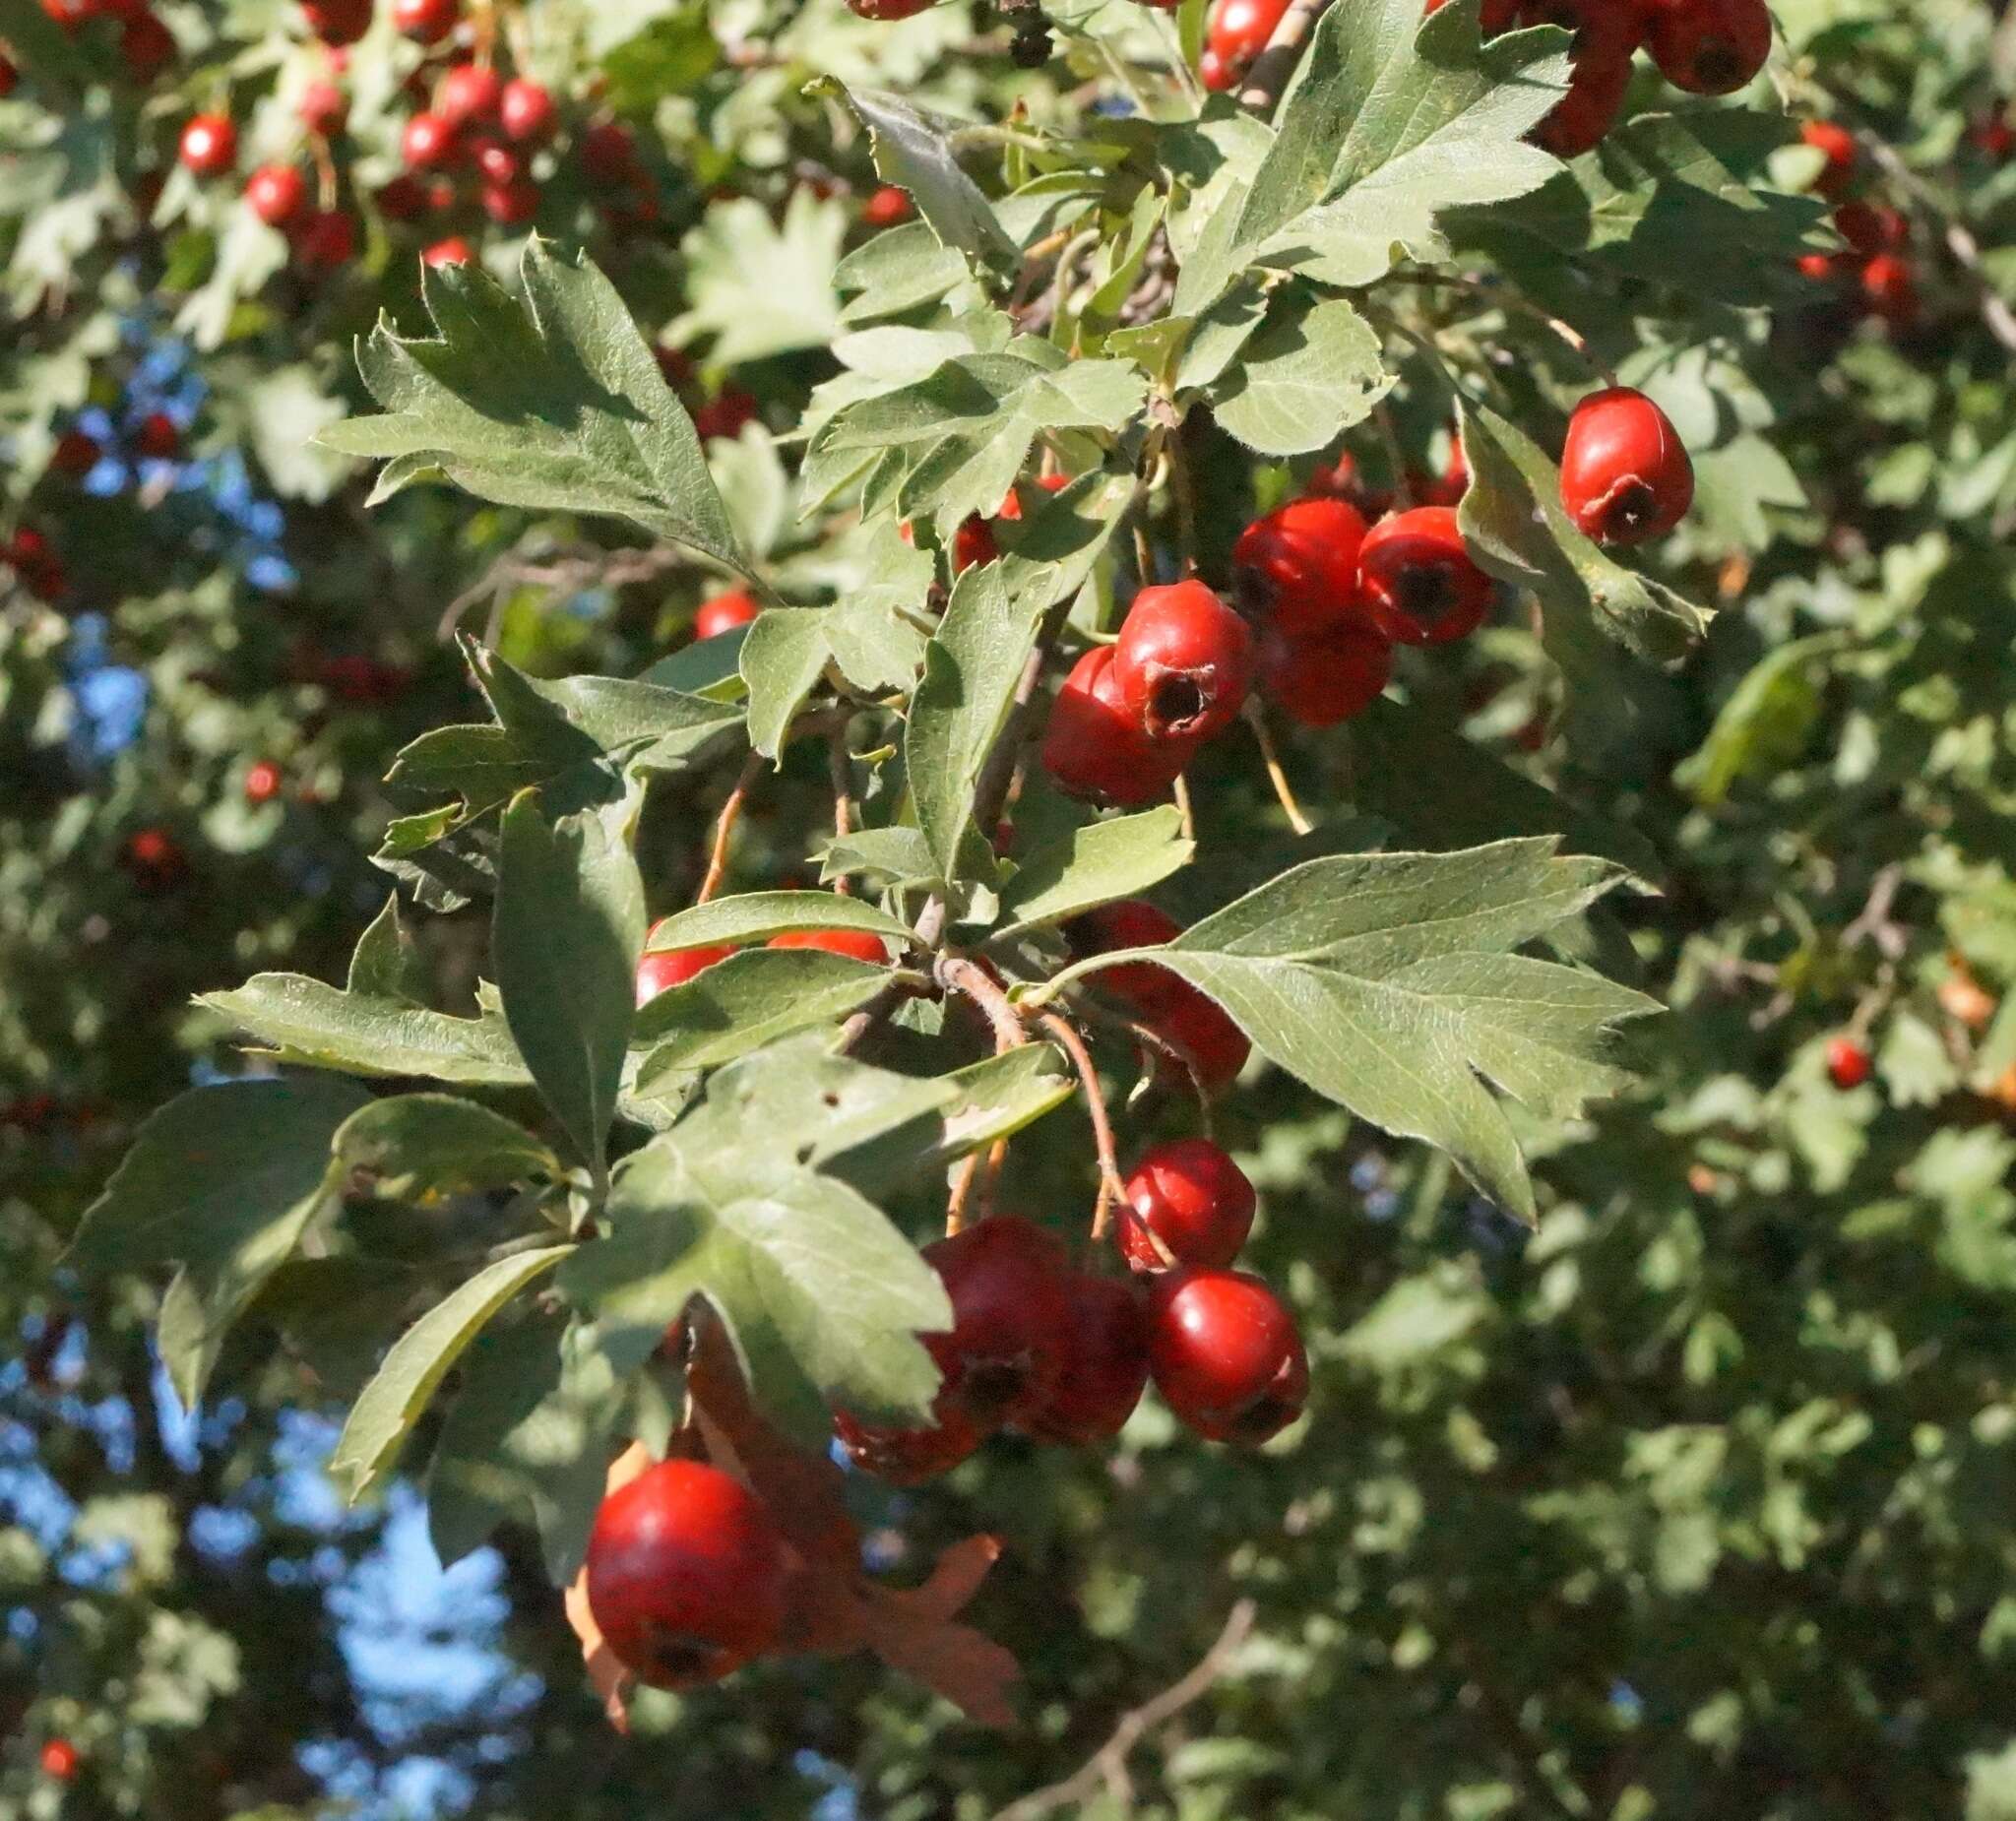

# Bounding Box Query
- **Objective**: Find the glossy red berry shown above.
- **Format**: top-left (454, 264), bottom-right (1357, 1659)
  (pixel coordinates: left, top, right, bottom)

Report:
top-left (1021, 1274), bottom-right (1150, 1444)
top-left (1356, 507), bottom-right (1493, 646)
top-left (637, 930), bottom-right (736, 1005)
top-left (301, 0), bottom-right (372, 43)
top-left (694, 589), bottom-right (760, 641)
top-left (50, 430), bottom-right (99, 479)
top-left (1146, 1269), bottom-right (1307, 1444)
top-left (133, 411), bottom-right (180, 460)
top-left (766, 929), bottom-right (887, 964)
top-left (245, 163), bottom-right (307, 225)
top-left (1068, 900), bottom-right (1184, 1010)
top-left (392, 0), bottom-right (456, 39)
top-left (470, 138), bottom-right (523, 184)
top-left (584, 1460), bottom-right (787, 1688)
top-left (422, 234), bottom-right (472, 268)
top-left (178, 113), bottom-right (237, 177)
top-left (1041, 646), bottom-right (1198, 807)
top-left (1532, 7), bottom-right (1637, 158)
top-left (1558, 387), bottom-right (1694, 546)
top-left (1256, 624), bottom-right (1392, 728)
top-left (952, 513), bottom-right (999, 574)
top-left (1232, 496), bottom-right (1370, 638)
top-left (860, 184), bottom-right (913, 227)
top-left (299, 78), bottom-right (346, 135)
top-left (1154, 989), bottom-right (1251, 1098)
top-left (1645, 0), bottom-right (1770, 95)
top-left (1119, 1139), bottom-right (1256, 1273)
top-left (1801, 119), bottom-right (1857, 196)
top-left (1111, 580), bottom-right (1254, 743)
top-left (579, 120), bottom-right (639, 186)
top-left (436, 60), bottom-right (500, 125)
top-left (1859, 252), bottom-right (1917, 323)
top-left (500, 78), bottom-right (557, 143)
top-left (118, 10), bottom-right (176, 76)
top-left (1199, 47), bottom-right (1231, 90)
top-left (1203, 0), bottom-right (1292, 91)
top-left (919, 1214), bottom-right (1074, 1429)
top-left (834, 1400), bottom-right (983, 1481)
top-left (1826, 1035), bottom-right (1871, 1090)
top-left (38, 1740), bottom-right (79, 1783)
top-left (402, 111), bottom-right (459, 171)
top-left (244, 760), bottom-right (283, 804)
top-left (293, 207), bottom-right (356, 271)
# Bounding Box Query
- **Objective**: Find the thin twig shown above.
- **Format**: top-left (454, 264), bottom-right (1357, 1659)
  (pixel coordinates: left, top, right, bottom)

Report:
top-left (696, 751), bottom-right (765, 906)
top-left (1243, 700), bottom-right (1313, 836)
top-left (945, 1151), bottom-right (984, 1236)
top-left (1037, 1012), bottom-right (1128, 1234)
top-left (991, 1601), bottom-right (1258, 1821)
top-left (941, 955), bottom-right (1031, 1054)
top-left (1171, 771), bottom-right (1196, 842)
top-left (438, 542), bottom-right (688, 643)
top-left (828, 724), bottom-right (856, 898)
top-left (1236, 0), bottom-right (1334, 116)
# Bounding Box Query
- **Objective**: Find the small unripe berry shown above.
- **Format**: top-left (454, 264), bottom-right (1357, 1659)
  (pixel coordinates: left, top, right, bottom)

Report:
top-left (392, 0), bottom-right (457, 41)
top-left (1256, 624), bottom-right (1391, 727)
top-left (1826, 1036), bottom-right (1871, 1090)
top-left (1041, 645), bottom-right (1198, 807)
top-left (1800, 119), bottom-right (1857, 196)
top-left (1232, 496), bottom-right (1370, 638)
top-left (695, 589), bottom-right (760, 641)
top-left (178, 113), bottom-right (238, 177)
top-left (1356, 507), bottom-right (1493, 646)
top-left (245, 162), bottom-right (307, 225)
top-left (1020, 1273), bottom-right (1150, 1445)
top-left (1146, 1269), bottom-right (1307, 1443)
top-left (1119, 1139), bottom-right (1256, 1273)
top-left (422, 234), bottom-right (472, 268)
top-left (402, 111), bottom-right (459, 171)
top-left (1110, 580), bottom-right (1254, 743)
top-left (436, 61), bottom-right (500, 125)
top-left (584, 1460), bottom-right (788, 1687)
top-left (1644, 0), bottom-right (1770, 95)
top-left (1558, 387), bottom-right (1694, 546)
top-left (766, 929), bottom-right (887, 964)
top-left (500, 78), bottom-right (558, 143)
top-left (860, 184), bottom-right (913, 227)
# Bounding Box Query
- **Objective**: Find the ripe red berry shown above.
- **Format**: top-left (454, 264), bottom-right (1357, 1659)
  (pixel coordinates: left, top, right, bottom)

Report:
top-left (1154, 989), bottom-right (1251, 1097)
top-left (637, 929), bottom-right (736, 1005)
top-left (1068, 900), bottom-right (1184, 1009)
top-left (766, 929), bottom-right (888, 964)
top-left (1202, 0), bottom-right (1292, 91)
top-left (1041, 645), bottom-right (1199, 807)
top-left (1796, 250), bottom-right (1844, 283)
top-left (301, 0), bottom-right (372, 43)
top-left (245, 163), bottom-right (307, 226)
top-left (1021, 1273), bottom-right (1150, 1444)
top-left (692, 390), bottom-right (757, 441)
top-left (1356, 507), bottom-right (1493, 645)
top-left (694, 589), bottom-right (760, 641)
top-left (1531, 6), bottom-right (1638, 158)
top-left (1834, 200), bottom-right (1904, 258)
top-left (244, 760), bottom-right (283, 804)
top-left (1119, 1138), bottom-right (1256, 1273)
top-left (1146, 1269), bottom-right (1307, 1444)
top-left (293, 208), bottom-right (356, 271)
top-left (584, 1460), bottom-right (787, 1688)
top-left (7, 528), bottom-right (53, 570)
top-left (1558, 387), bottom-right (1694, 546)
top-left (1110, 580), bottom-right (1254, 743)
top-left (834, 1400), bottom-right (984, 1480)
top-left (118, 10), bottom-right (176, 77)
top-left (846, 0), bottom-right (935, 17)
top-left (1256, 623), bottom-right (1392, 727)
top-left (952, 513), bottom-right (999, 574)
top-left (471, 138), bottom-right (523, 184)
top-left (1232, 496), bottom-right (1370, 638)
top-left (178, 113), bottom-right (237, 177)
top-left (422, 234), bottom-right (472, 268)
top-left (579, 120), bottom-right (639, 187)
top-left (38, 1740), bottom-right (79, 1783)
top-left (133, 411), bottom-right (180, 460)
top-left (1826, 1035), bottom-right (1872, 1091)
top-left (401, 111), bottom-right (459, 171)
top-left (917, 1214), bottom-right (1074, 1429)
top-left (1199, 47), bottom-right (1230, 90)
top-left (392, 0), bottom-right (457, 40)
top-left (481, 176), bottom-right (538, 224)
top-left (436, 60), bottom-right (500, 125)
top-left (1973, 114), bottom-right (2016, 160)
top-left (1859, 252), bottom-right (1917, 323)
top-left (500, 78), bottom-right (557, 143)
top-left (125, 826), bottom-right (183, 882)
top-left (1644, 0), bottom-right (1770, 95)
top-left (1801, 119), bottom-right (1857, 196)
top-left (860, 184), bottom-right (913, 227)
top-left (50, 430), bottom-right (99, 479)
top-left (299, 78), bottom-right (346, 135)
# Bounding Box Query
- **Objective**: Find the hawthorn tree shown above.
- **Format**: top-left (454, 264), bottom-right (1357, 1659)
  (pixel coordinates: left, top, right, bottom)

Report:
top-left (9, 0), bottom-right (2016, 1814)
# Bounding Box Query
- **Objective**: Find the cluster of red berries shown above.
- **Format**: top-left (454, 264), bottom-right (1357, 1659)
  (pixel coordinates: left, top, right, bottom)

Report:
top-left (1793, 122), bottom-right (1917, 326)
top-left (32, 0), bottom-right (175, 83)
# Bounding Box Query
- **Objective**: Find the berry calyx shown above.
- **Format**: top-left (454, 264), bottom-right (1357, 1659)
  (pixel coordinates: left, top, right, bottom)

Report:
top-left (39, 1740), bottom-right (79, 1783)
top-left (244, 760), bottom-right (283, 804)
top-left (402, 111), bottom-right (459, 171)
top-left (1146, 1269), bottom-right (1308, 1444)
top-left (392, 0), bottom-right (457, 40)
top-left (499, 78), bottom-right (557, 143)
top-left (1558, 387), bottom-right (1694, 546)
top-left (1041, 645), bottom-right (1199, 807)
top-left (422, 234), bottom-right (472, 268)
top-left (1119, 1138), bottom-right (1256, 1273)
top-left (1801, 119), bottom-right (1858, 196)
top-left (245, 163), bottom-right (307, 226)
top-left (1644, 0), bottom-right (1770, 95)
top-left (1232, 496), bottom-right (1370, 638)
top-left (1256, 623), bottom-right (1392, 727)
top-left (1110, 579), bottom-right (1255, 743)
top-left (436, 60), bottom-right (500, 125)
top-left (766, 929), bottom-right (888, 964)
top-left (695, 589), bottom-right (760, 641)
top-left (860, 183), bottom-right (913, 227)
top-left (637, 928), bottom-right (736, 1004)
top-left (583, 1460), bottom-right (788, 1688)
top-left (1021, 1273), bottom-right (1150, 1445)
top-left (178, 113), bottom-right (238, 177)
top-left (1826, 1035), bottom-right (1872, 1091)
top-left (133, 411), bottom-right (180, 460)
top-left (1355, 506), bottom-right (1493, 646)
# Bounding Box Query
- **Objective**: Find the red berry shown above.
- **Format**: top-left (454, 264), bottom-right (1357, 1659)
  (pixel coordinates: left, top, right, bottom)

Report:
top-left (245, 162), bottom-right (307, 225)
top-left (1232, 496), bottom-right (1370, 638)
top-left (584, 1460), bottom-right (787, 1688)
top-left (301, 0), bottom-right (372, 43)
top-left (637, 929), bottom-right (736, 1005)
top-left (402, 111), bottom-right (459, 171)
top-left (481, 175), bottom-right (539, 224)
top-left (1146, 1269), bottom-right (1307, 1444)
top-left (1110, 580), bottom-right (1254, 742)
top-left (1154, 989), bottom-right (1251, 1098)
top-left (846, 0), bottom-right (935, 17)
top-left (1256, 623), bottom-right (1392, 727)
top-left (422, 234), bottom-right (472, 267)
top-left (1531, 7), bottom-right (1637, 158)
top-left (133, 411), bottom-right (180, 460)
top-left (917, 1214), bottom-right (1074, 1429)
top-left (1021, 1273), bottom-right (1150, 1444)
top-left (293, 208), bottom-right (356, 271)
top-left (1826, 1035), bottom-right (1871, 1091)
top-left (1203, 0), bottom-right (1292, 88)
top-left (1068, 900), bottom-right (1185, 1011)
top-left (1304, 451), bottom-right (1394, 516)
top-left (579, 120), bottom-right (639, 187)
top-left (692, 390), bottom-right (758, 441)
top-left (1973, 115), bottom-right (2016, 160)
top-left (694, 589), bottom-right (760, 641)
top-left (1644, 0), bottom-right (1770, 95)
top-left (50, 430), bottom-right (99, 479)
top-left (392, 0), bottom-right (457, 40)
top-left (1119, 1139), bottom-right (1256, 1273)
top-left (1834, 200), bottom-right (1904, 258)
top-left (1199, 47), bottom-right (1231, 90)
top-left (1558, 386), bottom-right (1693, 546)
top-left (860, 184), bottom-right (913, 227)
top-left (656, 345), bottom-right (696, 390)
top-left (436, 60), bottom-right (500, 125)
top-left (834, 1400), bottom-right (983, 1481)
top-left (952, 513), bottom-right (999, 574)
top-left (1356, 507), bottom-right (1493, 646)
top-left (244, 760), bottom-right (283, 804)
top-left (299, 78), bottom-right (346, 135)
top-left (7, 528), bottom-right (53, 570)
top-left (1801, 119), bottom-right (1857, 196)
top-left (1041, 645), bottom-right (1199, 807)
top-left (1859, 252), bottom-right (1917, 323)
top-left (1796, 250), bottom-right (1843, 283)
top-left (0, 56), bottom-right (17, 98)
top-left (767, 928), bottom-right (888, 964)
top-left (118, 10), bottom-right (175, 77)
top-left (39, 1740), bottom-right (79, 1783)
top-left (125, 827), bottom-right (183, 883)
top-left (500, 78), bottom-right (557, 143)
top-left (375, 176), bottom-right (425, 220)
top-left (178, 113), bottom-right (237, 177)
top-left (471, 138), bottom-right (523, 184)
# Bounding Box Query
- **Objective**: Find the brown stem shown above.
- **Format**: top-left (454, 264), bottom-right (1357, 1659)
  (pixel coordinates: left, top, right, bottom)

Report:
top-left (941, 955), bottom-right (1030, 1054)
top-left (1037, 1012), bottom-right (1127, 1235)
top-left (696, 751), bottom-right (765, 906)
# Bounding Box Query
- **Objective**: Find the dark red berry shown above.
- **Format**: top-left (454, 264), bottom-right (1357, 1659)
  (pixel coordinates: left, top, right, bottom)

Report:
top-left (1232, 496), bottom-right (1370, 638)
top-left (692, 390), bottom-right (757, 441)
top-left (1558, 387), bottom-right (1694, 546)
top-left (299, 78), bottom-right (346, 134)
top-left (579, 120), bottom-right (639, 186)
top-left (834, 1400), bottom-right (982, 1482)
top-left (694, 590), bottom-right (759, 641)
top-left (1531, 6), bottom-right (1636, 158)
top-left (1068, 900), bottom-right (1185, 1011)
top-left (301, 0), bottom-right (372, 44)
top-left (846, 0), bottom-right (934, 16)
top-left (391, 0), bottom-right (457, 41)
top-left (436, 60), bottom-right (500, 125)
top-left (376, 175), bottom-right (427, 220)
top-left (1834, 200), bottom-right (1905, 258)
top-left (481, 176), bottom-right (538, 224)
top-left (499, 78), bottom-right (557, 143)
top-left (0, 55), bottom-right (16, 98)
top-left (1644, 0), bottom-right (1770, 95)
top-left (584, 1460), bottom-right (787, 1687)
top-left (1020, 1274), bottom-right (1150, 1445)
top-left (1110, 579), bottom-right (1254, 742)
top-left (178, 113), bottom-right (237, 177)
top-left (50, 430), bottom-right (99, 479)
top-left (917, 1214), bottom-right (1073, 1429)
top-left (1256, 624), bottom-right (1391, 727)
top-left (1041, 645), bottom-right (1199, 807)
top-left (245, 162), bottom-right (307, 226)
top-left (293, 207), bottom-right (356, 270)
top-left (1826, 1036), bottom-right (1872, 1090)
top-left (1356, 506), bottom-right (1493, 646)
top-left (1146, 1269), bottom-right (1307, 1444)
top-left (118, 10), bottom-right (175, 77)
top-left (1119, 1139), bottom-right (1256, 1273)
top-left (133, 411), bottom-right (180, 460)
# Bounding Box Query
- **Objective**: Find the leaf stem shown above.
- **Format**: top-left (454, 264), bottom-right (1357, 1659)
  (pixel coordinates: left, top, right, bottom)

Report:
top-left (696, 750), bottom-right (765, 905)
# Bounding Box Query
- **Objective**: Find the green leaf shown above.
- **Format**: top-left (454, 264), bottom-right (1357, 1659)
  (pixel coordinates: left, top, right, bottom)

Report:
top-left (1674, 634), bottom-right (1847, 806)
top-left (673, 191), bottom-right (847, 366)
top-left (821, 826), bottom-right (943, 889)
top-left (318, 238), bottom-right (755, 586)
top-left (996, 805), bottom-right (1195, 938)
top-left (1211, 293), bottom-right (1393, 458)
top-left (1074, 841), bottom-right (1655, 1224)
top-left (200, 975), bottom-right (532, 1085)
top-left (69, 1077), bottom-right (373, 1408)
top-left (643, 891), bottom-right (914, 951)
top-left (807, 80), bottom-right (1019, 276)
top-left (346, 894), bottom-right (430, 1003)
top-left (328, 1245), bottom-right (575, 1505)
top-left (631, 949), bottom-right (892, 1087)
top-left (331, 1095), bottom-right (562, 1201)
top-left (494, 793), bottom-right (646, 1184)
top-left (739, 608), bottom-right (835, 759)
top-left (835, 219), bottom-right (973, 325)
